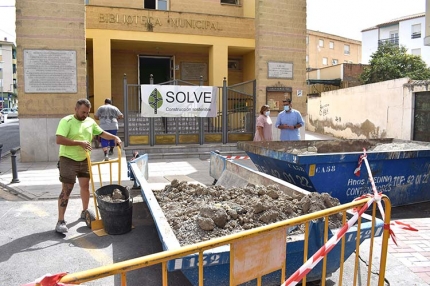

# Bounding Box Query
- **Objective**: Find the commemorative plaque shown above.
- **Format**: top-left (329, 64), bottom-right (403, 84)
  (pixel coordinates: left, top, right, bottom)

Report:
top-left (24, 50), bottom-right (77, 93)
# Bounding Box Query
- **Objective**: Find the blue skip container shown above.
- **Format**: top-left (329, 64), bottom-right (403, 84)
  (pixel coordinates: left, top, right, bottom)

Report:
top-left (237, 139), bottom-right (430, 207)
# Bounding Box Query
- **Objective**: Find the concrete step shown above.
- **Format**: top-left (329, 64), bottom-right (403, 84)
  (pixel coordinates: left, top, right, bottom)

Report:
top-left (123, 144), bottom-right (246, 160)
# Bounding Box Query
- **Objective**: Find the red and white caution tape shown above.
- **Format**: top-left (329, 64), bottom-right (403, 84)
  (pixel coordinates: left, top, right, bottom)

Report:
top-left (282, 194), bottom-right (377, 286)
top-left (21, 272), bottom-right (73, 286)
top-left (282, 148), bottom-right (402, 286)
top-left (223, 155), bottom-right (250, 160)
top-left (355, 149), bottom-right (418, 244)
top-left (391, 220), bottom-right (418, 232)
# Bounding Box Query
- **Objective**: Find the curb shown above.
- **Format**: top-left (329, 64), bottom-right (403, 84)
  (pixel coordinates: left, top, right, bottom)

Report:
top-left (0, 147), bottom-right (32, 201)
top-left (0, 181), bottom-right (32, 201)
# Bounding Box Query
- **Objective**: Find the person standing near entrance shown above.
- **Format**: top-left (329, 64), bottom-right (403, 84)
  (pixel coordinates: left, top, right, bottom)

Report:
top-left (253, 104), bottom-right (273, 142)
top-left (275, 99), bottom-right (304, 141)
top-left (95, 98), bottom-right (124, 161)
top-left (55, 98), bottom-right (122, 233)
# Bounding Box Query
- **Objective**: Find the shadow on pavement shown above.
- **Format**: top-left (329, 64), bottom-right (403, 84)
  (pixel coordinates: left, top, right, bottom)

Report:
top-left (390, 201), bottom-right (430, 220)
top-left (108, 201), bottom-right (192, 286)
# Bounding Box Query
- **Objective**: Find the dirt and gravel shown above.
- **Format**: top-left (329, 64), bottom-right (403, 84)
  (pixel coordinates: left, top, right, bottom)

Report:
top-left (153, 179), bottom-right (343, 246)
top-left (98, 188), bottom-right (127, 203)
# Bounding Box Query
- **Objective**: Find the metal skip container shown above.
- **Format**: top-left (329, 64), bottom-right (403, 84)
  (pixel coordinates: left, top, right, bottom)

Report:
top-left (237, 139), bottom-right (430, 207)
top-left (130, 153), bottom-right (384, 286)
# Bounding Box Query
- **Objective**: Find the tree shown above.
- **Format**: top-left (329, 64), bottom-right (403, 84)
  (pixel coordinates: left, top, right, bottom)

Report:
top-left (359, 42), bottom-right (430, 84)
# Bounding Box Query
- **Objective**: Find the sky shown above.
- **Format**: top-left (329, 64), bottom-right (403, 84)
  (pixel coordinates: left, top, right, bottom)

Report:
top-left (0, 0), bottom-right (15, 43)
top-left (0, 0), bottom-right (426, 43)
top-left (307, 0), bottom-right (426, 40)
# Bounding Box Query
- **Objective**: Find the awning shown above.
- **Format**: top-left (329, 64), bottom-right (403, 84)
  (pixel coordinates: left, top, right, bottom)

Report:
top-left (306, 79), bottom-right (342, 86)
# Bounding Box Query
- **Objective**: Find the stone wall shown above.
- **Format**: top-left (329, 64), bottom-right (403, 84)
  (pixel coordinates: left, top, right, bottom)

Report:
top-left (307, 77), bottom-right (416, 140)
top-left (16, 0), bottom-right (86, 162)
top-left (254, 0), bottom-right (307, 116)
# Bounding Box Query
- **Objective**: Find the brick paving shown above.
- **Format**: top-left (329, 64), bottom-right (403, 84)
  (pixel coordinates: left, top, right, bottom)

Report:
top-left (385, 213), bottom-right (430, 284)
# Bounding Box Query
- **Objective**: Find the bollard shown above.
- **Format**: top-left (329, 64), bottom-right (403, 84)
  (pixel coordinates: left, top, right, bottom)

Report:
top-left (10, 148), bottom-right (20, 183)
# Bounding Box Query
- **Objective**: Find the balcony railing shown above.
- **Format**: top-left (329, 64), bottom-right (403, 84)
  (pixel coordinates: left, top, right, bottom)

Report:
top-left (378, 36), bottom-right (399, 47)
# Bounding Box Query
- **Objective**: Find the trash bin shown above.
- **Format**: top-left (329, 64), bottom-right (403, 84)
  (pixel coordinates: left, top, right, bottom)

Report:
top-left (95, 184), bottom-right (133, 235)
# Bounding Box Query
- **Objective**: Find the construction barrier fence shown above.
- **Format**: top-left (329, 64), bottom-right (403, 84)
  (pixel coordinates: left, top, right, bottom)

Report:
top-left (56, 196), bottom-right (391, 286)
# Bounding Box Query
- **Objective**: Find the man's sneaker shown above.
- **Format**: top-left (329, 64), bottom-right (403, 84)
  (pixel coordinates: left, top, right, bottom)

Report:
top-left (80, 210), bottom-right (87, 220)
top-left (108, 147), bottom-right (114, 155)
top-left (55, 220), bottom-right (68, 233)
top-left (104, 154), bottom-right (109, 161)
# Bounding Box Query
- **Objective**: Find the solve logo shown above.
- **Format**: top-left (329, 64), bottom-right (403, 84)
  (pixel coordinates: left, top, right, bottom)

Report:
top-left (148, 88), bottom-right (163, 114)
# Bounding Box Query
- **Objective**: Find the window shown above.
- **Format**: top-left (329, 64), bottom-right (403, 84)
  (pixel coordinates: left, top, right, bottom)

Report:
top-left (319, 39), bottom-right (324, 47)
top-left (306, 36), bottom-right (309, 45)
top-left (329, 41), bottom-right (334, 49)
top-left (411, 48), bottom-right (421, 56)
top-left (322, 57), bottom-right (328, 65)
top-left (228, 59), bottom-right (241, 70)
top-left (221, 0), bottom-right (239, 4)
top-left (344, 45), bottom-right (350, 55)
top-left (144, 0), bottom-right (168, 10)
top-left (412, 24), bottom-right (421, 39)
top-left (332, 59), bottom-right (338, 65)
top-left (306, 55), bottom-right (309, 63)
top-left (390, 30), bottom-right (399, 44)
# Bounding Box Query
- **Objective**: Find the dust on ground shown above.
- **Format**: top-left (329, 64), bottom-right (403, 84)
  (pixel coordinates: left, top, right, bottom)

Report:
top-left (153, 180), bottom-right (343, 246)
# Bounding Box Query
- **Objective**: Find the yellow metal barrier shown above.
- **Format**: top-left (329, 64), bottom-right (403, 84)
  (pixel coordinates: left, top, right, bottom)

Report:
top-left (60, 196), bottom-right (391, 286)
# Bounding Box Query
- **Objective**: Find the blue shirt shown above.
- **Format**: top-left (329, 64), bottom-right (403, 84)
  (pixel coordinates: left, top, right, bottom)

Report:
top-left (275, 109), bottom-right (305, 141)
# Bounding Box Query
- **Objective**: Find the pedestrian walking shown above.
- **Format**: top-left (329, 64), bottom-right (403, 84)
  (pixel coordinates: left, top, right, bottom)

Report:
top-left (55, 98), bottom-right (122, 233)
top-left (275, 99), bottom-right (305, 141)
top-left (253, 104), bottom-right (273, 142)
top-left (94, 98), bottom-right (124, 161)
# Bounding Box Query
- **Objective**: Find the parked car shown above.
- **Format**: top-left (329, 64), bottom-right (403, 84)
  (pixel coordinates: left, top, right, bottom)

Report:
top-left (0, 108), bottom-right (18, 119)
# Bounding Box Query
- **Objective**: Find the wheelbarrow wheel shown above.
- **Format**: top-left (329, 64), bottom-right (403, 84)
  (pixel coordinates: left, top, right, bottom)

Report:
top-left (84, 209), bottom-right (96, 228)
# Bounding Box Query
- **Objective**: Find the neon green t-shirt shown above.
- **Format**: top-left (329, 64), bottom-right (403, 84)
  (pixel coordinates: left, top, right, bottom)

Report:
top-left (56, 115), bottom-right (104, 161)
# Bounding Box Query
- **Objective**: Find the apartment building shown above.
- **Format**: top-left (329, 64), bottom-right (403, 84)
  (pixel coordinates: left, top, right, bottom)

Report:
top-left (0, 38), bottom-right (17, 109)
top-left (307, 30), bottom-right (361, 70)
top-left (362, 13), bottom-right (430, 65)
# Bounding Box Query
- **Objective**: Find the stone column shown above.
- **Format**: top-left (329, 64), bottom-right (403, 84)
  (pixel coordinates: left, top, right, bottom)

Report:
top-left (254, 1), bottom-right (307, 116)
top-left (209, 44), bottom-right (228, 86)
top-left (16, 0), bottom-right (86, 162)
top-left (92, 37), bottom-right (112, 112)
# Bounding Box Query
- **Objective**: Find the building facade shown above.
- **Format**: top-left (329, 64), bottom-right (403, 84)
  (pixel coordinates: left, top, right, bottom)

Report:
top-left (306, 30), bottom-right (361, 70)
top-left (362, 13), bottom-right (430, 65)
top-left (17, 0), bottom-right (307, 162)
top-left (0, 39), bottom-right (17, 109)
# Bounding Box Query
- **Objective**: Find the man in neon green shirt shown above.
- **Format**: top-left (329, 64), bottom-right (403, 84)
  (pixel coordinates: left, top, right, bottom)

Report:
top-left (55, 98), bottom-right (122, 233)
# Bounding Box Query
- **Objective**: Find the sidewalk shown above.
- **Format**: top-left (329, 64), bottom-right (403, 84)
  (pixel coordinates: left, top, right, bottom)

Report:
top-left (0, 148), bottom-right (134, 201)
top-left (0, 131), bottom-right (429, 284)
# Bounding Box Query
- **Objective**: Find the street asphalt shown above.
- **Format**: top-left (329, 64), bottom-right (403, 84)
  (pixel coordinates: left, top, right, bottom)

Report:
top-left (0, 131), bottom-right (429, 285)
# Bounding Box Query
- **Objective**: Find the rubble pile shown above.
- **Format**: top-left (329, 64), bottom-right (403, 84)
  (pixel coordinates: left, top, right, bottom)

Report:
top-left (154, 179), bottom-right (343, 246)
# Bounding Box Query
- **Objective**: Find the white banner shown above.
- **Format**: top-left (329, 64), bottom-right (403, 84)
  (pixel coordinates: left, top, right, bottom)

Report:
top-left (141, 85), bottom-right (218, 117)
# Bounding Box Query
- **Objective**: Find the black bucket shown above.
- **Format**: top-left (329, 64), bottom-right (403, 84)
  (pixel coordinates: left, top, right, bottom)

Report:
top-left (98, 203), bottom-right (133, 235)
top-left (95, 184), bottom-right (133, 235)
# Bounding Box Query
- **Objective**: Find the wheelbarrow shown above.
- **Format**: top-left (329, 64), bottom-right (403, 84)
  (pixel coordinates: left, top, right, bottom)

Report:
top-left (84, 145), bottom-right (122, 236)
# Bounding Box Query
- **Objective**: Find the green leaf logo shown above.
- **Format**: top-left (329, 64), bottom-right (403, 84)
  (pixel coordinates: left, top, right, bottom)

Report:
top-left (148, 88), bottom-right (163, 114)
